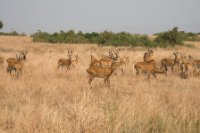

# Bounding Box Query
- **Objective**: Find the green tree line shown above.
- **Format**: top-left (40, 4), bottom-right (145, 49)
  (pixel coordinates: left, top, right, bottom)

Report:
top-left (31, 27), bottom-right (200, 47)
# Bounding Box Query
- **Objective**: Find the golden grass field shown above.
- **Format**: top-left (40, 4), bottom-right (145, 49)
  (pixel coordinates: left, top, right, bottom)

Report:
top-left (0, 36), bottom-right (200, 133)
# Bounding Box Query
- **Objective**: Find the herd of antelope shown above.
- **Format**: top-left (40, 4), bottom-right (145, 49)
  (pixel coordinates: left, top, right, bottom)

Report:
top-left (0, 48), bottom-right (200, 87)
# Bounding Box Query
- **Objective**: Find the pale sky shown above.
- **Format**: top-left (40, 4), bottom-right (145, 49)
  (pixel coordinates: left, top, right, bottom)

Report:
top-left (0, 0), bottom-right (199, 34)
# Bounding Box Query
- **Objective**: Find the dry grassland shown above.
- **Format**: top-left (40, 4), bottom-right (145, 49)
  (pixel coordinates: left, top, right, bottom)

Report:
top-left (0, 36), bottom-right (200, 133)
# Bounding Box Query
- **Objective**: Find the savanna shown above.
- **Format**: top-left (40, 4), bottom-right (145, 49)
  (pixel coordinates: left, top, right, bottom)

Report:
top-left (0, 36), bottom-right (200, 133)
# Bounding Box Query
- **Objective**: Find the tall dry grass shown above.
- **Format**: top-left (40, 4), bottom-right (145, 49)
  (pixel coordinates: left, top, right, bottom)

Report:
top-left (0, 36), bottom-right (200, 133)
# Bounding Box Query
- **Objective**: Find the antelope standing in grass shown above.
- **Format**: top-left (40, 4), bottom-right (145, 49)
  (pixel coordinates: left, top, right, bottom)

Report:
top-left (89, 55), bottom-right (101, 67)
top-left (57, 51), bottom-right (73, 70)
top-left (87, 61), bottom-right (120, 88)
top-left (119, 56), bottom-right (129, 65)
top-left (99, 51), bottom-right (119, 67)
top-left (180, 55), bottom-right (200, 77)
top-left (135, 49), bottom-right (166, 81)
top-left (71, 55), bottom-right (79, 68)
top-left (143, 48), bottom-right (154, 63)
top-left (179, 55), bottom-right (191, 78)
top-left (114, 55), bottom-right (130, 75)
top-left (135, 60), bottom-right (166, 81)
top-left (180, 63), bottom-right (189, 79)
top-left (89, 51), bottom-right (118, 67)
top-left (160, 51), bottom-right (182, 74)
top-left (193, 59), bottom-right (200, 76)
top-left (0, 57), bottom-right (4, 67)
top-left (6, 51), bottom-right (27, 77)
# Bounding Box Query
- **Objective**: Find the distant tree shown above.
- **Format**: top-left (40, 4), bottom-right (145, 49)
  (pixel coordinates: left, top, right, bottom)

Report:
top-left (170, 27), bottom-right (178, 43)
top-left (0, 20), bottom-right (3, 29)
top-left (154, 27), bottom-right (182, 46)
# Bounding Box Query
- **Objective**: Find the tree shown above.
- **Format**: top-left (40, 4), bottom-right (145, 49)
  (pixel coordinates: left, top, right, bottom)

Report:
top-left (0, 21), bottom-right (3, 29)
top-left (154, 27), bottom-right (182, 46)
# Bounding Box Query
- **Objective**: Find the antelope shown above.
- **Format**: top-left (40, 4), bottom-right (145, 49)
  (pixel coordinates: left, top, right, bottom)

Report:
top-left (114, 55), bottom-right (129, 74)
top-left (6, 51), bottom-right (27, 77)
top-left (99, 57), bottom-right (113, 67)
top-left (89, 51), bottom-right (119, 67)
top-left (101, 51), bottom-right (114, 59)
top-left (0, 57), bottom-right (4, 66)
top-left (143, 48), bottom-right (153, 63)
top-left (71, 55), bottom-right (79, 68)
top-left (86, 61), bottom-right (120, 88)
top-left (6, 51), bottom-right (27, 65)
top-left (180, 63), bottom-right (189, 79)
top-left (179, 55), bottom-right (192, 79)
top-left (100, 51), bottom-right (119, 67)
top-left (89, 55), bottom-right (101, 67)
top-left (160, 51), bottom-right (182, 74)
top-left (182, 55), bottom-right (200, 77)
top-left (57, 51), bottom-right (73, 70)
top-left (193, 59), bottom-right (200, 76)
top-left (119, 56), bottom-right (129, 65)
top-left (135, 60), bottom-right (166, 81)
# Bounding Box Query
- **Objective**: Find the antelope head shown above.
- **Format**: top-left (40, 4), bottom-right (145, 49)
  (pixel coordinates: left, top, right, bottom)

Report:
top-left (113, 51), bottom-right (119, 62)
top-left (148, 48), bottom-right (153, 56)
top-left (108, 50), bottom-right (114, 58)
top-left (188, 55), bottom-right (193, 62)
top-left (20, 51), bottom-right (27, 60)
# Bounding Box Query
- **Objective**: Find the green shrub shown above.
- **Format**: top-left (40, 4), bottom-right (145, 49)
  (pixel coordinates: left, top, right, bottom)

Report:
top-left (31, 31), bottom-right (50, 42)
top-left (154, 27), bottom-right (183, 46)
top-left (0, 31), bottom-right (21, 36)
top-left (31, 29), bottom-right (199, 47)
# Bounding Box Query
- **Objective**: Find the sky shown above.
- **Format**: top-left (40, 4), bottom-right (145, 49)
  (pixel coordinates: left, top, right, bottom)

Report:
top-left (0, 0), bottom-right (199, 35)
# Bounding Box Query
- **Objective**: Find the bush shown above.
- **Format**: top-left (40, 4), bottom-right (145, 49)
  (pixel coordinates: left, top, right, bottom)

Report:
top-left (0, 31), bottom-right (21, 36)
top-left (154, 27), bottom-right (183, 46)
top-left (31, 31), bottom-right (50, 42)
top-left (154, 27), bottom-right (200, 45)
top-left (31, 29), bottom-right (199, 47)
top-left (32, 30), bottom-right (153, 47)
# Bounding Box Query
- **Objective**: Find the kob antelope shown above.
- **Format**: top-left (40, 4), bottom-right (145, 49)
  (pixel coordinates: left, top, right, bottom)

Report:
top-left (87, 61), bottom-right (120, 87)
top-left (71, 54), bottom-right (79, 68)
top-left (192, 58), bottom-right (200, 76)
top-left (99, 51), bottom-right (119, 67)
top-left (89, 55), bottom-right (101, 67)
top-left (160, 51), bottom-right (182, 74)
top-left (143, 48), bottom-right (154, 63)
top-left (135, 60), bottom-right (166, 81)
top-left (180, 55), bottom-right (200, 78)
top-left (57, 51), bottom-right (73, 70)
top-left (6, 51), bottom-right (27, 77)
top-left (114, 55), bottom-right (129, 75)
